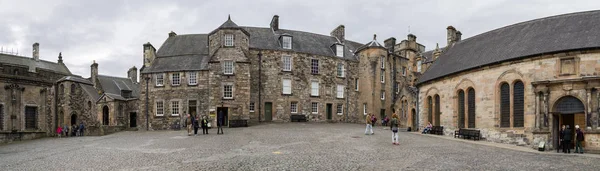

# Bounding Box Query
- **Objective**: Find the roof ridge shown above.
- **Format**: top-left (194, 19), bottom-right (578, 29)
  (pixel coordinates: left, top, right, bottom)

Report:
top-left (98, 74), bottom-right (129, 80)
top-left (456, 10), bottom-right (600, 46)
top-left (242, 26), bottom-right (365, 45)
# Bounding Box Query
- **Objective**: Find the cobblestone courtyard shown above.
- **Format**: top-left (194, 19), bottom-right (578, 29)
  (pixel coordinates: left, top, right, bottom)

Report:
top-left (1, 123), bottom-right (599, 170)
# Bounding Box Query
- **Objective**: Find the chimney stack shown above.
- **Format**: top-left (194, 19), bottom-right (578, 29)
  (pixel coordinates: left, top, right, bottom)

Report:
top-left (384, 37), bottom-right (396, 51)
top-left (447, 26), bottom-right (457, 46)
top-left (169, 31), bottom-right (177, 37)
top-left (407, 34), bottom-right (417, 42)
top-left (91, 60), bottom-right (98, 88)
top-left (33, 43), bottom-right (39, 61)
top-left (270, 15), bottom-right (279, 31)
top-left (330, 25), bottom-right (345, 43)
top-left (143, 42), bottom-right (156, 68)
top-left (128, 66), bottom-right (138, 83)
top-left (456, 31), bottom-right (462, 42)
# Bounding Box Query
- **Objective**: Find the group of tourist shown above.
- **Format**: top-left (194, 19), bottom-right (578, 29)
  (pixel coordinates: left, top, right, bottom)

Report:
top-left (557, 124), bottom-right (585, 154)
top-left (364, 113), bottom-right (400, 145)
top-left (185, 111), bottom-right (225, 136)
top-left (56, 123), bottom-right (85, 138)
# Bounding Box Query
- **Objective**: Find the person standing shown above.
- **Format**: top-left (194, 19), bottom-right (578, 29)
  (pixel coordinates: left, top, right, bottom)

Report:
top-left (79, 122), bottom-right (85, 136)
top-left (371, 115), bottom-right (377, 127)
top-left (575, 125), bottom-right (585, 154)
top-left (193, 115), bottom-right (200, 136)
top-left (557, 125), bottom-right (565, 153)
top-left (71, 124), bottom-right (77, 137)
top-left (201, 115), bottom-right (209, 135)
top-left (186, 114), bottom-right (192, 136)
top-left (217, 111), bottom-right (224, 134)
top-left (390, 113), bottom-right (399, 145)
top-left (63, 125), bottom-right (69, 137)
top-left (56, 126), bottom-right (63, 138)
top-left (365, 114), bottom-right (373, 135)
top-left (562, 125), bottom-right (572, 153)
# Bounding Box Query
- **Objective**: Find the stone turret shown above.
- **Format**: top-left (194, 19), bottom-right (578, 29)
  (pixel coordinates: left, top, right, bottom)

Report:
top-left (33, 43), bottom-right (39, 61)
top-left (91, 60), bottom-right (98, 88)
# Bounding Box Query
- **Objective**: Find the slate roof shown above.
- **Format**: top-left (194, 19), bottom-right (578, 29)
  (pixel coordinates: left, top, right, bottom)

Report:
top-left (57, 75), bottom-right (93, 85)
top-left (97, 75), bottom-right (139, 100)
top-left (0, 53), bottom-right (71, 74)
top-left (143, 24), bottom-right (364, 73)
top-left (418, 10), bottom-right (600, 85)
top-left (356, 36), bottom-right (386, 53)
top-left (420, 47), bottom-right (446, 63)
top-left (81, 84), bottom-right (101, 101)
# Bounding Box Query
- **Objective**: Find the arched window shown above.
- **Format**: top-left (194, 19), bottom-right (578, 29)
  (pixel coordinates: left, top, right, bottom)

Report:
top-left (102, 106), bottom-right (109, 125)
top-left (427, 96), bottom-right (432, 124)
top-left (457, 90), bottom-right (465, 128)
top-left (70, 83), bottom-right (76, 94)
top-left (468, 88), bottom-right (476, 128)
top-left (500, 83), bottom-right (510, 127)
top-left (434, 95), bottom-right (441, 126)
top-left (513, 81), bottom-right (524, 127)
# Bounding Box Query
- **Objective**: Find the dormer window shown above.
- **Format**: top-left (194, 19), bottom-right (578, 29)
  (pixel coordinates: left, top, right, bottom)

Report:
top-left (282, 36), bottom-right (292, 49)
top-left (336, 44), bottom-right (344, 57)
top-left (224, 34), bottom-right (234, 46)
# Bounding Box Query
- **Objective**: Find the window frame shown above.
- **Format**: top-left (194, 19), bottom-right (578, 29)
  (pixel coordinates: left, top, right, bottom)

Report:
top-left (311, 59), bottom-right (319, 74)
top-left (224, 34), bottom-right (234, 46)
top-left (171, 100), bottom-right (180, 116)
top-left (155, 73), bottom-right (164, 86)
top-left (336, 44), bottom-right (344, 57)
top-left (380, 70), bottom-right (385, 83)
top-left (336, 85), bottom-right (344, 99)
top-left (380, 56), bottom-right (385, 69)
top-left (355, 78), bottom-right (359, 91)
top-left (171, 72), bottom-right (180, 86)
top-left (249, 102), bottom-right (255, 112)
top-left (155, 100), bottom-right (164, 116)
top-left (381, 91), bottom-right (385, 100)
top-left (363, 103), bottom-right (367, 115)
top-left (337, 63), bottom-right (345, 77)
top-left (223, 61), bottom-right (235, 75)
top-left (282, 55), bottom-right (292, 71)
top-left (311, 102), bottom-right (319, 114)
top-left (336, 104), bottom-right (343, 115)
top-left (188, 72), bottom-right (197, 85)
top-left (282, 78), bottom-right (292, 95)
top-left (310, 81), bottom-right (320, 96)
top-left (282, 36), bottom-right (292, 49)
top-left (417, 60), bottom-right (422, 72)
top-left (291, 102), bottom-right (298, 114)
top-left (223, 84), bottom-right (234, 99)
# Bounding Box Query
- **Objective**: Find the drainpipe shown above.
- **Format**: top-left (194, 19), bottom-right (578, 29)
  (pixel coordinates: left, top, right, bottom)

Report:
top-left (145, 76), bottom-right (150, 131)
top-left (415, 88), bottom-right (420, 131)
top-left (345, 64), bottom-right (349, 122)
top-left (258, 52), bottom-right (262, 123)
top-left (54, 83), bottom-right (58, 135)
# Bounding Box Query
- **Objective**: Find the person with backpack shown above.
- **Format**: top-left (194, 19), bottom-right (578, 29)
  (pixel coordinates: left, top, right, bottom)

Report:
top-left (185, 114), bottom-right (192, 136)
top-left (201, 115), bottom-right (209, 134)
top-left (575, 125), bottom-right (585, 154)
top-left (192, 115), bottom-right (200, 136)
top-left (79, 122), bottom-right (85, 136)
top-left (365, 113), bottom-right (373, 135)
top-left (390, 113), bottom-right (400, 145)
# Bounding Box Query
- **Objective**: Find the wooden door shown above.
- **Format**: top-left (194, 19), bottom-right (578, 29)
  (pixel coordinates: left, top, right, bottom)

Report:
top-left (265, 102), bottom-right (272, 121)
top-left (326, 104), bottom-right (332, 120)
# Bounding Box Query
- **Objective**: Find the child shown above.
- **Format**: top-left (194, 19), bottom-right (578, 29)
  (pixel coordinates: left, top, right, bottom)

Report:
top-left (390, 113), bottom-right (399, 145)
top-left (56, 126), bottom-right (63, 138)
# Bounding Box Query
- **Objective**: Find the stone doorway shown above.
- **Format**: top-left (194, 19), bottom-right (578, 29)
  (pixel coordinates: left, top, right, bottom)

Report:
top-left (411, 108), bottom-right (417, 131)
top-left (216, 107), bottom-right (228, 126)
top-left (130, 112), bottom-right (137, 127)
top-left (551, 96), bottom-right (585, 150)
top-left (102, 106), bottom-right (109, 125)
top-left (264, 102), bottom-right (272, 121)
top-left (71, 114), bottom-right (77, 126)
top-left (326, 103), bottom-right (332, 120)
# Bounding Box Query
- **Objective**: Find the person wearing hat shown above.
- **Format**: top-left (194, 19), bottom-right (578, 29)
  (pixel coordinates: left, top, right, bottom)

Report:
top-left (575, 125), bottom-right (585, 154)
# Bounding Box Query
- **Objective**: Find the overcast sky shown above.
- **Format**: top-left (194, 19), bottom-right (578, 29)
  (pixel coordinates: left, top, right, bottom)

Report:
top-left (1, 0), bottom-right (599, 78)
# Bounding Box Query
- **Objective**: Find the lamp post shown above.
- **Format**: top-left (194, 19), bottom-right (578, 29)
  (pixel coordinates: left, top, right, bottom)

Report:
top-left (145, 75), bottom-right (150, 131)
top-left (258, 52), bottom-right (262, 123)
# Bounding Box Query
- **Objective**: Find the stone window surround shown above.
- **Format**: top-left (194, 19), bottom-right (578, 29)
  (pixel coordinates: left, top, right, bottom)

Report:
top-left (70, 83), bottom-right (76, 94)
top-left (336, 104), bottom-right (343, 115)
top-left (188, 72), bottom-right (198, 85)
top-left (282, 55), bottom-right (292, 72)
top-left (223, 61), bottom-right (235, 75)
top-left (417, 60), bottom-right (422, 72)
top-left (24, 104), bottom-right (38, 130)
top-left (170, 100), bottom-right (180, 117)
top-left (155, 100), bottom-right (164, 116)
top-left (282, 78), bottom-right (292, 95)
top-left (557, 56), bottom-right (580, 76)
top-left (336, 85), bottom-right (344, 99)
top-left (171, 72), bottom-right (181, 86)
top-left (337, 63), bottom-right (345, 78)
top-left (381, 90), bottom-right (385, 100)
top-left (224, 34), bottom-right (234, 47)
top-left (363, 103), bottom-right (367, 115)
top-left (291, 102), bottom-right (298, 113)
top-left (311, 59), bottom-right (319, 74)
top-left (355, 78), bottom-right (359, 91)
top-left (249, 102), bottom-right (255, 112)
top-left (155, 73), bottom-right (165, 87)
top-left (497, 80), bottom-right (526, 128)
top-left (311, 102), bottom-right (319, 114)
top-left (222, 82), bottom-right (234, 100)
top-left (310, 80), bottom-right (320, 97)
top-left (380, 56), bottom-right (385, 69)
top-left (282, 36), bottom-right (292, 49)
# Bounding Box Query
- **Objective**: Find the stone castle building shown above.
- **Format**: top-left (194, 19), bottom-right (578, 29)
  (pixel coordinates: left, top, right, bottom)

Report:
top-left (140, 15), bottom-right (424, 130)
top-left (417, 11), bottom-right (600, 152)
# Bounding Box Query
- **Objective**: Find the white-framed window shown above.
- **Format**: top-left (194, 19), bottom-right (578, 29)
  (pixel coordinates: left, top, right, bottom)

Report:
top-left (355, 78), bottom-right (359, 91)
top-left (336, 104), bottom-right (343, 115)
top-left (381, 91), bottom-right (385, 100)
top-left (337, 63), bottom-right (344, 77)
top-left (282, 79), bottom-right (292, 95)
top-left (223, 61), bottom-right (234, 75)
top-left (155, 73), bottom-right (164, 86)
top-left (282, 55), bottom-right (292, 71)
top-left (336, 44), bottom-right (344, 57)
top-left (363, 103), bottom-right (367, 115)
top-left (225, 34), bottom-right (234, 46)
top-left (282, 36), bottom-right (292, 49)
top-left (171, 73), bottom-right (180, 86)
top-left (291, 102), bottom-right (298, 113)
top-left (311, 81), bottom-right (319, 96)
top-left (380, 56), bottom-right (385, 69)
top-left (311, 102), bottom-right (318, 114)
top-left (417, 60), bottom-right (422, 72)
top-left (171, 101), bottom-right (180, 116)
top-left (380, 70), bottom-right (385, 83)
top-left (155, 101), bottom-right (164, 116)
top-left (249, 102), bottom-right (255, 112)
top-left (336, 85), bottom-right (344, 98)
top-left (395, 82), bottom-right (400, 94)
top-left (223, 85), bottom-right (233, 99)
top-left (188, 72), bottom-right (197, 85)
top-left (311, 59), bottom-right (319, 74)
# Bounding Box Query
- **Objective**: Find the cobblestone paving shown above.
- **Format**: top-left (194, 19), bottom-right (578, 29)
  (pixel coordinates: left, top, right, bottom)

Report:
top-left (1, 123), bottom-right (598, 170)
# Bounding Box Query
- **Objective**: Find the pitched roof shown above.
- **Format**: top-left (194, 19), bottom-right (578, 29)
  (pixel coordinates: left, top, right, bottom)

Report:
top-left (81, 84), bottom-right (101, 101)
top-left (356, 35), bottom-right (386, 53)
top-left (218, 16), bottom-right (239, 28)
top-left (143, 26), bottom-right (364, 73)
top-left (418, 10), bottom-right (600, 85)
top-left (57, 75), bottom-right (93, 85)
top-left (97, 75), bottom-right (139, 99)
top-left (420, 47), bottom-right (445, 63)
top-left (0, 53), bottom-right (71, 74)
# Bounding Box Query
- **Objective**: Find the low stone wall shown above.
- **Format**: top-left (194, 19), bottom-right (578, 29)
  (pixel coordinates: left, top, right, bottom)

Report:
top-left (584, 130), bottom-right (600, 154)
top-left (0, 131), bottom-right (47, 144)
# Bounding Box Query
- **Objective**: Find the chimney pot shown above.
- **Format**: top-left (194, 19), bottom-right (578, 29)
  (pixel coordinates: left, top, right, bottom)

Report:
top-left (169, 31), bottom-right (177, 37)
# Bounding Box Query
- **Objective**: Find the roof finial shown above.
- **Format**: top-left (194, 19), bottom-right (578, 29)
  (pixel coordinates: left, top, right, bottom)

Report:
top-left (58, 52), bottom-right (63, 63)
top-left (228, 14), bottom-right (231, 20)
top-left (435, 43), bottom-right (439, 50)
top-left (373, 34), bottom-right (377, 40)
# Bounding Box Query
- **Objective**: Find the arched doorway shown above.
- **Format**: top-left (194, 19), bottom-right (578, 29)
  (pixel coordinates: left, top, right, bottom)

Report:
top-left (103, 106), bottom-right (109, 125)
top-left (552, 96), bottom-right (585, 150)
top-left (71, 114), bottom-right (77, 125)
top-left (411, 108), bottom-right (417, 131)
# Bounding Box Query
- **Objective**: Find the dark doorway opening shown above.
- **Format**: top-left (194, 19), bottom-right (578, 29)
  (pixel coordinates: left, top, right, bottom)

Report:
top-left (71, 114), bottom-right (77, 126)
top-left (264, 102), bottom-right (272, 121)
top-left (326, 103), bottom-right (332, 120)
top-left (380, 109), bottom-right (386, 120)
top-left (189, 100), bottom-right (197, 117)
top-left (411, 108), bottom-right (417, 131)
top-left (130, 112), bottom-right (137, 127)
top-left (102, 106), bottom-right (109, 125)
top-left (25, 106), bottom-right (37, 129)
top-left (217, 107), bottom-right (229, 126)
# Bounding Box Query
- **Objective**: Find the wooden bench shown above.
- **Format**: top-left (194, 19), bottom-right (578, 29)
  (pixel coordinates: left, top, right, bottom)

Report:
top-left (454, 128), bottom-right (481, 140)
top-left (429, 126), bottom-right (444, 135)
top-left (291, 115), bottom-right (307, 122)
top-left (229, 120), bottom-right (248, 128)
